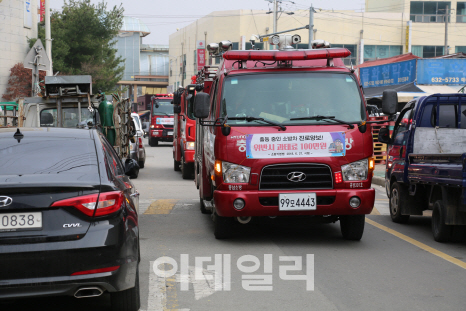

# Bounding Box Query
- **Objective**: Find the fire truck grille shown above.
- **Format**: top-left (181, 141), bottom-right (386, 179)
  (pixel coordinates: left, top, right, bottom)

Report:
top-left (163, 125), bottom-right (173, 129)
top-left (259, 164), bottom-right (333, 190)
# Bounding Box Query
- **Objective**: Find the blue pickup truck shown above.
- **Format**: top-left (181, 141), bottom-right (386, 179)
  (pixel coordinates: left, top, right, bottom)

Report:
top-left (378, 92), bottom-right (466, 242)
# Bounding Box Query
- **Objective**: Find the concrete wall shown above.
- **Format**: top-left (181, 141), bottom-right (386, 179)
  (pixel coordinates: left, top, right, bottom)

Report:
top-left (0, 0), bottom-right (38, 99)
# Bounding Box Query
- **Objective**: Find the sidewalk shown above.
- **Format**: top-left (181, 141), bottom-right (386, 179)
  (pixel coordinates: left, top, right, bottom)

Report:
top-left (372, 164), bottom-right (385, 187)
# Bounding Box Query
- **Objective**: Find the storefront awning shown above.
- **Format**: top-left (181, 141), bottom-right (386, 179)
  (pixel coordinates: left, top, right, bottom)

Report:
top-left (363, 82), bottom-right (426, 102)
top-left (416, 85), bottom-right (464, 94)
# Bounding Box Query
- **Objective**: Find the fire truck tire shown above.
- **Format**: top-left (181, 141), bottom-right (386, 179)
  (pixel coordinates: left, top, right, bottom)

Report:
top-left (149, 138), bottom-right (158, 147)
top-left (340, 215), bottom-right (365, 240)
top-left (389, 182), bottom-right (410, 224)
top-left (432, 200), bottom-right (452, 242)
top-left (200, 198), bottom-right (210, 214)
top-left (174, 159), bottom-right (181, 171)
top-left (181, 155), bottom-right (194, 179)
top-left (213, 213), bottom-right (234, 239)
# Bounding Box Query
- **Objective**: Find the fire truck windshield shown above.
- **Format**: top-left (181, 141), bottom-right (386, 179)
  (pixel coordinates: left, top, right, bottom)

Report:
top-left (152, 101), bottom-right (173, 116)
top-left (220, 72), bottom-right (365, 126)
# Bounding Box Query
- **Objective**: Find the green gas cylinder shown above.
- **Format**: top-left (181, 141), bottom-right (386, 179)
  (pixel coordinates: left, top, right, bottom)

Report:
top-left (98, 94), bottom-right (116, 146)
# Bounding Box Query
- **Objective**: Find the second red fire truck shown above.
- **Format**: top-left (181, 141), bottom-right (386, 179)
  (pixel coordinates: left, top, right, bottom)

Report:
top-left (148, 94), bottom-right (174, 146)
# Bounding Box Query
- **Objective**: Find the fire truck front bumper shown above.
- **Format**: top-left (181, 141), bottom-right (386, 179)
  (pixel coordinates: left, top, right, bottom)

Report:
top-left (213, 188), bottom-right (375, 217)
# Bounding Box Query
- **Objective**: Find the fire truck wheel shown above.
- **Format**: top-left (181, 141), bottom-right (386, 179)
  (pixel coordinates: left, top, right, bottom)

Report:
top-left (340, 215), bottom-right (365, 240)
top-left (389, 182), bottom-right (410, 224)
top-left (174, 159), bottom-right (181, 171)
top-left (213, 213), bottom-right (234, 239)
top-left (432, 200), bottom-right (452, 242)
top-left (149, 138), bottom-right (158, 147)
top-left (200, 198), bottom-right (210, 214)
top-left (181, 155), bottom-right (194, 179)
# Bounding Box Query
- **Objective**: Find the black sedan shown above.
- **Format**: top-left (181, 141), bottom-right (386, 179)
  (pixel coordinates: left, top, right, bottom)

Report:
top-left (0, 128), bottom-right (140, 311)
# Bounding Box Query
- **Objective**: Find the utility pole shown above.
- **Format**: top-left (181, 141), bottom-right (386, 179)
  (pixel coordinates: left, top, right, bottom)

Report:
top-left (308, 5), bottom-right (314, 49)
top-left (45, 0), bottom-right (52, 76)
top-left (273, 0), bottom-right (278, 33)
top-left (444, 5), bottom-right (449, 55)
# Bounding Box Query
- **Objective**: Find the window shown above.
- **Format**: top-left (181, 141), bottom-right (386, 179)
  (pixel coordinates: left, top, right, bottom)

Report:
top-left (152, 101), bottom-right (172, 116)
top-left (100, 135), bottom-right (125, 177)
top-left (40, 107), bottom-right (95, 128)
top-left (364, 45), bottom-right (402, 62)
top-left (392, 109), bottom-right (413, 145)
top-left (232, 42), bottom-right (239, 50)
top-left (412, 46), bottom-right (444, 57)
top-left (0, 138), bottom-right (98, 175)
top-left (220, 72), bottom-right (365, 125)
top-left (419, 99), bottom-right (466, 128)
top-left (457, 2), bottom-right (466, 22)
top-left (410, 1), bottom-right (451, 22)
top-left (332, 44), bottom-right (357, 66)
top-left (456, 46), bottom-right (466, 53)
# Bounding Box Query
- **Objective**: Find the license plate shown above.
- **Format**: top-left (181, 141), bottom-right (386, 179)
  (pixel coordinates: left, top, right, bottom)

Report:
top-left (167, 131), bottom-right (173, 136)
top-left (0, 212), bottom-right (42, 231)
top-left (279, 193), bottom-right (316, 211)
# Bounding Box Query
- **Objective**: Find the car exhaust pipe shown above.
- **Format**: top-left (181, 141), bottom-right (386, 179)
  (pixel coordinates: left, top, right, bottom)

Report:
top-left (74, 287), bottom-right (104, 298)
top-left (237, 216), bottom-right (252, 224)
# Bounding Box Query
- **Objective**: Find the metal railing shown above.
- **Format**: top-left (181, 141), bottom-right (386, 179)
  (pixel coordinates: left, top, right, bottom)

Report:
top-left (0, 103), bottom-right (19, 127)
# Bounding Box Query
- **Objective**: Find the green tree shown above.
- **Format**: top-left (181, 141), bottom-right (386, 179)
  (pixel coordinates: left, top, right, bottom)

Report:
top-left (30, 0), bottom-right (125, 92)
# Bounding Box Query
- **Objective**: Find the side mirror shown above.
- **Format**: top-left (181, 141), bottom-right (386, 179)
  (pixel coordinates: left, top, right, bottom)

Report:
top-left (174, 105), bottom-right (182, 114)
top-left (382, 90), bottom-right (397, 116)
top-left (193, 92), bottom-right (210, 119)
top-left (173, 91), bottom-right (182, 106)
top-left (377, 127), bottom-right (391, 144)
top-left (125, 158), bottom-right (140, 179)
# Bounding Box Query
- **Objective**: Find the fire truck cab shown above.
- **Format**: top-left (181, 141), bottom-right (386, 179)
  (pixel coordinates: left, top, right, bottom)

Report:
top-left (193, 37), bottom-right (375, 240)
top-left (148, 94), bottom-right (174, 146)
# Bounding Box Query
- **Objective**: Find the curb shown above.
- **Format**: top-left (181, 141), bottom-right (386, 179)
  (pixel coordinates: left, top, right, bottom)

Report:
top-left (371, 176), bottom-right (386, 187)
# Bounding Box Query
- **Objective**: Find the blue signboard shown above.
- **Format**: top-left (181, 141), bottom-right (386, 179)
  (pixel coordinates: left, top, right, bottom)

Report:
top-left (359, 59), bottom-right (416, 88)
top-left (417, 59), bottom-right (466, 85)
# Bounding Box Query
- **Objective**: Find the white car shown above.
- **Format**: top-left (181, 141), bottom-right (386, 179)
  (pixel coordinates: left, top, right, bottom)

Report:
top-left (131, 113), bottom-right (146, 169)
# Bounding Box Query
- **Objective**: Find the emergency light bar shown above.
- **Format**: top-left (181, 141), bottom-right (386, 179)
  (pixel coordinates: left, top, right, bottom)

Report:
top-left (154, 94), bottom-right (173, 97)
top-left (223, 48), bottom-right (350, 61)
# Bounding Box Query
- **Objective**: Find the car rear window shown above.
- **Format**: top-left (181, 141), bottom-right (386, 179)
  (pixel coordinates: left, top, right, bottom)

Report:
top-left (0, 137), bottom-right (98, 175)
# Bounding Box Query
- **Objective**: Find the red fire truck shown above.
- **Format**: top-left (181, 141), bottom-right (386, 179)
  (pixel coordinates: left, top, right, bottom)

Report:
top-left (172, 84), bottom-right (197, 178)
top-left (193, 37), bottom-right (376, 240)
top-left (148, 94), bottom-right (174, 146)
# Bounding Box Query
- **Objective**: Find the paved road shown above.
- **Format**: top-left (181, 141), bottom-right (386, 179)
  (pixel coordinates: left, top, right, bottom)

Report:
top-left (4, 141), bottom-right (466, 311)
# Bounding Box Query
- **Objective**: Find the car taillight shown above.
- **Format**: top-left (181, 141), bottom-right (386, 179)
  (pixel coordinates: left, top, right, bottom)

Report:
top-left (51, 191), bottom-right (124, 217)
top-left (139, 137), bottom-right (143, 148)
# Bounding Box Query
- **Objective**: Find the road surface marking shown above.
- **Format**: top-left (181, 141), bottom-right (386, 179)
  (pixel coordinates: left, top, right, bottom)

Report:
top-left (148, 261), bottom-right (189, 311)
top-left (370, 207), bottom-right (381, 215)
top-left (144, 199), bottom-right (179, 215)
top-left (366, 218), bottom-right (466, 270)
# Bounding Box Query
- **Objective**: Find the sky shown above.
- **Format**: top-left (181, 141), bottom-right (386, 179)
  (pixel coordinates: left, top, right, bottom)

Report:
top-left (49, 0), bottom-right (365, 44)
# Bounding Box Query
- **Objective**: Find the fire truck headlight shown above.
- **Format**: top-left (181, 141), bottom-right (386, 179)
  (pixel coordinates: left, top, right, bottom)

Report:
top-left (150, 125), bottom-right (155, 129)
top-left (185, 141), bottom-right (195, 150)
top-left (341, 159), bottom-right (368, 181)
top-left (222, 161), bottom-right (251, 183)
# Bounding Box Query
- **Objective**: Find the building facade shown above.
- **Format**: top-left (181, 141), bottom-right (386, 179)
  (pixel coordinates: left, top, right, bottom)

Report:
top-left (169, 0), bottom-right (466, 89)
top-left (0, 0), bottom-right (38, 98)
top-left (115, 17), bottom-right (169, 104)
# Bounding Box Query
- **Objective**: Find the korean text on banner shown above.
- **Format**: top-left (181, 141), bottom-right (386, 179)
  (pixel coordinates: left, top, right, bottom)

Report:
top-left (246, 132), bottom-right (346, 159)
top-left (197, 40), bottom-right (206, 71)
top-left (40, 0), bottom-right (45, 22)
top-left (156, 118), bottom-right (174, 125)
top-left (359, 59), bottom-right (416, 88)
